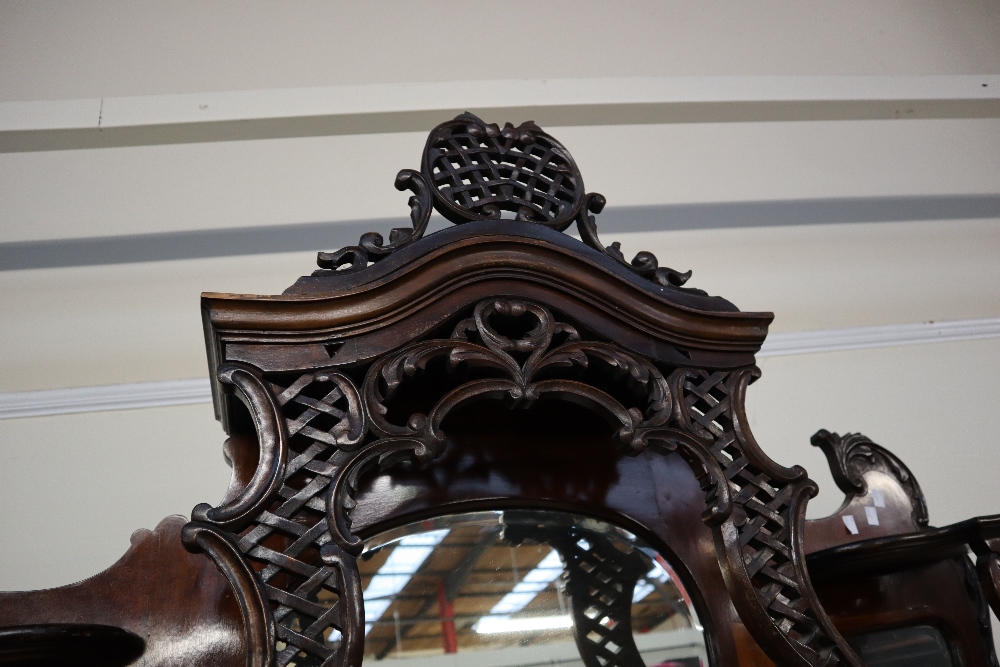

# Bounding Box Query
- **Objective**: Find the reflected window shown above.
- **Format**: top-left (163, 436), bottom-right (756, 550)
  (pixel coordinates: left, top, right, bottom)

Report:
top-left (354, 510), bottom-right (707, 666)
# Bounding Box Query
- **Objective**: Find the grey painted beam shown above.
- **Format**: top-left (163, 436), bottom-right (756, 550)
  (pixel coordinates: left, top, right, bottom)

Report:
top-left (2, 195), bottom-right (998, 271)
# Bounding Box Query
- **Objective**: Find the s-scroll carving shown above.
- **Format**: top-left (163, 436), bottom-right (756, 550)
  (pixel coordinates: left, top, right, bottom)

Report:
top-left (192, 363), bottom-right (290, 529)
top-left (317, 168), bottom-right (433, 272)
top-left (188, 306), bottom-right (862, 667)
top-left (326, 438), bottom-right (443, 557)
top-left (314, 113), bottom-right (699, 292)
top-left (362, 298), bottom-right (673, 454)
top-left (181, 524), bottom-right (276, 667)
top-left (812, 429), bottom-right (929, 529)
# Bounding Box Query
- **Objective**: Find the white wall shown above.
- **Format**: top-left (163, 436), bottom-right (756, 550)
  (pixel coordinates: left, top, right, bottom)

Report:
top-left (1, 0), bottom-right (999, 649)
top-left (3, 1), bottom-right (999, 102)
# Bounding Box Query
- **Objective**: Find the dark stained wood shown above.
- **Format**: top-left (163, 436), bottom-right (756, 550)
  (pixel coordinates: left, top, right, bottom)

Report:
top-left (972, 537), bottom-right (1000, 618)
top-left (197, 296), bottom-right (858, 665)
top-left (813, 559), bottom-right (996, 667)
top-left (804, 430), bottom-right (999, 665)
top-left (1, 113), bottom-right (898, 667)
top-left (808, 515), bottom-right (1000, 582)
top-left (343, 400), bottom-right (743, 664)
top-left (805, 430), bottom-right (929, 554)
top-left (188, 114), bottom-right (861, 666)
top-left (0, 517), bottom-right (245, 667)
top-left (0, 624), bottom-right (144, 667)
top-left (313, 113), bottom-right (696, 291)
top-left (204, 222), bottom-right (770, 387)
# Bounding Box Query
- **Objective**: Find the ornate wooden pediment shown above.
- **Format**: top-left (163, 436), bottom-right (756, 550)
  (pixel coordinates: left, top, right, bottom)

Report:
top-left (191, 113), bottom-right (865, 667)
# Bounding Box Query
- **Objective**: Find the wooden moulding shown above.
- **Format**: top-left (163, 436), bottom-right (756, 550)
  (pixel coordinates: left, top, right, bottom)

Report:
top-left (202, 221), bottom-right (773, 429)
top-left (6, 112), bottom-right (877, 667)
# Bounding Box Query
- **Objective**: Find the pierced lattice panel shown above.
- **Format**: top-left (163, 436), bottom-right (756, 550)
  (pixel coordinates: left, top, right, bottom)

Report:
top-left (679, 370), bottom-right (843, 663)
top-left (233, 373), bottom-right (362, 667)
top-left (426, 119), bottom-right (581, 224)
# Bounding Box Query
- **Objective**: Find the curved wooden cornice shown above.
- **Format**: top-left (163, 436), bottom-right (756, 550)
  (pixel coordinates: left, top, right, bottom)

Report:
top-left (204, 222), bottom-right (772, 429)
top-left (206, 222), bottom-right (769, 354)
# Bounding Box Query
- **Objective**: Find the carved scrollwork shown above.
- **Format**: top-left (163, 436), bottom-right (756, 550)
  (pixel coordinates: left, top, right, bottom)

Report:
top-left (362, 298), bottom-right (672, 453)
top-left (317, 168), bottom-right (433, 272)
top-left (192, 364), bottom-right (290, 530)
top-left (188, 364), bottom-right (370, 667)
top-left (181, 523), bottom-right (276, 667)
top-left (811, 429), bottom-right (929, 528)
top-left (191, 298), bottom-right (864, 666)
top-left (314, 113), bottom-right (698, 291)
top-left (318, 544), bottom-right (365, 667)
top-left (576, 192), bottom-right (695, 288)
top-left (326, 437), bottom-right (442, 557)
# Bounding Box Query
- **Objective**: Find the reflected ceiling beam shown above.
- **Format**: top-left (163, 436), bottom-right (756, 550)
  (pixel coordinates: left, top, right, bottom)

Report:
top-left (2, 76), bottom-right (998, 153)
top-left (2, 318), bottom-right (998, 420)
top-left (3, 195), bottom-right (998, 271)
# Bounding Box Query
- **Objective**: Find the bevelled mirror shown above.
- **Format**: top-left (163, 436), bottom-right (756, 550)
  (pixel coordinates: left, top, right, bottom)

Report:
top-left (341, 510), bottom-right (707, 667)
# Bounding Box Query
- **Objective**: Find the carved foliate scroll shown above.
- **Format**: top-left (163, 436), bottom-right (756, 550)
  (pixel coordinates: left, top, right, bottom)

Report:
top-left (315, 113), bottom-right (697, 289)
top-left (663, 371), bottom-right (858, 666)
top-left (185, 368), bottom-right (367, 667)
top-left (812, 429), bottom-right (929, 529)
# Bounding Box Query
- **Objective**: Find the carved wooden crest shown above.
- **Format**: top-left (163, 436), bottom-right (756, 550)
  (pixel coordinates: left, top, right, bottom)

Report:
top-left (316, 112), bottom-right (694, 289)
top-left (187, 114), bottom-right (865, 667)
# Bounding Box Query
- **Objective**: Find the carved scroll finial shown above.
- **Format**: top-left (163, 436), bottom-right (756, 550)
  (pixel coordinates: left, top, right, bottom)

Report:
top-left (315, 113), bottom-right (697, 291)
top-left (811, 429), bottom-right (929, 528)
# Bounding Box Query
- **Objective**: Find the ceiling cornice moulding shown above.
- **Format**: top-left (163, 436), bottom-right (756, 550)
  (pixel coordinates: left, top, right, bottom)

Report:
top-left (2, 317), bottom-right (998, 420)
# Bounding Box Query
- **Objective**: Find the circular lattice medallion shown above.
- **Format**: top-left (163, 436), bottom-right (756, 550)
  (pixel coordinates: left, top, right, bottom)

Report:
top-left (421, 113), bottom-right (586, 230)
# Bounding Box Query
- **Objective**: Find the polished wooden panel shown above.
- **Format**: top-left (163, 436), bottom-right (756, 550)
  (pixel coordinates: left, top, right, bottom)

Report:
top-left (814, 559), bottom-right (994, 667)
top-left (804, 431), bottom-right (999, 665)
top-left (0, 517), bottom-right (245, 667)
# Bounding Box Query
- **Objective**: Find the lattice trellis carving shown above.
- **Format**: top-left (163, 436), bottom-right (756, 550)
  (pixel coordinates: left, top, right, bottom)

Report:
top-left (180, 87), bottom-right (879, 664)
top-left (186, 297), bottom-right (864, 666)
top-left (315, 113), bottom-right (697, 289)
top-left (423, 115), bottom-right (583, 227)
top-left (185, 371), bottom-right (366, 667)
top-left (242, 373), bottom-right (368, 667)
top-left (185, 295), bottom-right (862, 667)
top-left (665, 368), bottom-right (855, 666)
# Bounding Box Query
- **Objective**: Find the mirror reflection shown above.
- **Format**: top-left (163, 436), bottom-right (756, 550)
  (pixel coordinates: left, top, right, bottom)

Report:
top-left (356, 510), bottom-right (707, 666)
